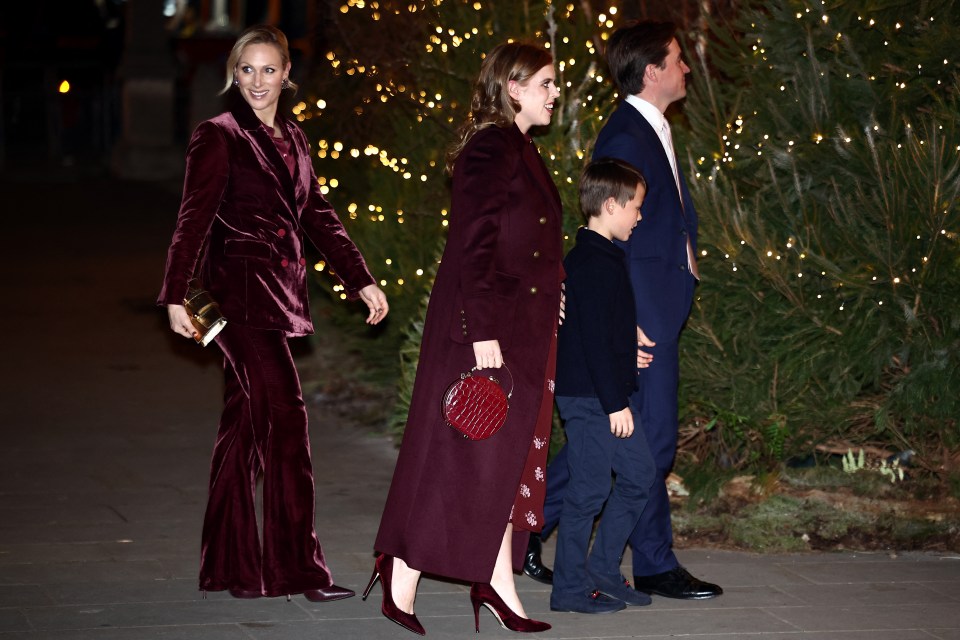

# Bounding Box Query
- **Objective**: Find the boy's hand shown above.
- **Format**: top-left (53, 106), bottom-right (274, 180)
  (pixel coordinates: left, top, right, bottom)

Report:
top-left (608, 407), bottom-right (634, 438)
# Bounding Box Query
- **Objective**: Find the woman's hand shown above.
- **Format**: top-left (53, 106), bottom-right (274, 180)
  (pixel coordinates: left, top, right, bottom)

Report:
top-left (359, 284), bottom-right (389, 325)
top-left (168, 304), bottom-right (198, 340)
top-left (472, 339), bottom-right (503, 369)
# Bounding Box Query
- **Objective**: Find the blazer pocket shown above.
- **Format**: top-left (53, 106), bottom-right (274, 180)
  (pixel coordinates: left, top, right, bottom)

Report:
top-left (224, 238), bottom-right (273, 261)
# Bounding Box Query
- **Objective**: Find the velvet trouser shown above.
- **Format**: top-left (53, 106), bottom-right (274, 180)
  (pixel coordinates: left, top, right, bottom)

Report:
top-left (198, 323), bottom-right (333, 596)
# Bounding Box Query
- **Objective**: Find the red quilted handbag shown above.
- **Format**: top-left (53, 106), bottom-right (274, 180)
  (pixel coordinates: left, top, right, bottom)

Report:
top-left (442, 364), bottom-right (514, 440)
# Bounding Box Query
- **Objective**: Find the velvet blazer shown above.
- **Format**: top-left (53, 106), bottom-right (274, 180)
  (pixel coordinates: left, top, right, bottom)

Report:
top-left (593, 101), bottom-right (698, 342)
top-left (375, 124), bottom-right (564, 582)
top-left (158, 97), bottom-right (375, 336)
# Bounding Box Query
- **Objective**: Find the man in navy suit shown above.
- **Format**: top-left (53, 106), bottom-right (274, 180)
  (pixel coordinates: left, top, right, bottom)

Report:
top-left (526, 20), bottom-right (722, 601)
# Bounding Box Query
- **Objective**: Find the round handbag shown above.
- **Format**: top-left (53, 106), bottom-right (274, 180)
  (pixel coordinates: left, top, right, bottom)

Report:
top-left (442, 364), bottom-right (514, 441)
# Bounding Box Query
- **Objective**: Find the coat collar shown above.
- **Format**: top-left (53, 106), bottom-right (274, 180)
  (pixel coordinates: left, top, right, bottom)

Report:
top-left (511, 123), bottom-right (562, 219)
top-left (575, 226), bottom-right (625, 259)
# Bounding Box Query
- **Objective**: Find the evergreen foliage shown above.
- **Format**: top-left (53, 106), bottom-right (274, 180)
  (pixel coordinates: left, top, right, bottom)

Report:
top-left (299, 1), bottom-right (619, 435)
top-left (297, 0), bottom-right (959, 477)
top-left (678, 0), bottom-right (960, 471)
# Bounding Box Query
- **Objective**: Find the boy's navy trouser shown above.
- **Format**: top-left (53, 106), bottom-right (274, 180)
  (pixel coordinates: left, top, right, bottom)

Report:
top-left (550, 396), bottom-right (656, 599)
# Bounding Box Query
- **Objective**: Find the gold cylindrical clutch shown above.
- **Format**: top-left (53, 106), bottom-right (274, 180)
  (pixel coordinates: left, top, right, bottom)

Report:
top-left (184, 280), bottom-right (227, 347)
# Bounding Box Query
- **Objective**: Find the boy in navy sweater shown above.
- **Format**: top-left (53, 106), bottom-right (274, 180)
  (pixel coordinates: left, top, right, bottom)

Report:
top-left (550, 158), bottom-right (657, 614)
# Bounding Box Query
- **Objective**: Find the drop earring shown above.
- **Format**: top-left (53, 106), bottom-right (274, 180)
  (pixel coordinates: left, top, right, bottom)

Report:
top-left (232, 77), bottom-right (239, 87)
top-left (281, 77), bottom-right (290, 90)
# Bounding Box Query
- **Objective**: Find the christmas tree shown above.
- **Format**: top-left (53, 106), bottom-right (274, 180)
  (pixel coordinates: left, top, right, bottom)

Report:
top-left (295, 0), bottom-right (958, 479)
top-left (298, 0), bottom-right (621, 431)
top-left (678, 0), bottom-right (960, 473)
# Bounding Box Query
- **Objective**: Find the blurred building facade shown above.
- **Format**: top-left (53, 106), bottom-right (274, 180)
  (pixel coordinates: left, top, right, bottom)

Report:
top-left (0, 0), bottom-right (322, 178)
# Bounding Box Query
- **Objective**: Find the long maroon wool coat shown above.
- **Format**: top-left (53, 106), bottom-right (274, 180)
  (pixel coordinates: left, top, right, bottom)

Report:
top-left (374, 123), bottom-right (564, 582)
top-left (157, 98), bottom-right (374, 327)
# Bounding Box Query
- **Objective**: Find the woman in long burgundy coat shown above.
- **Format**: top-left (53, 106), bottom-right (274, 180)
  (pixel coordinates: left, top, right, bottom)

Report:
top-left (159, 25), bottom-right (387, 601)
top-left (367, 42), bottom-right (564, 635)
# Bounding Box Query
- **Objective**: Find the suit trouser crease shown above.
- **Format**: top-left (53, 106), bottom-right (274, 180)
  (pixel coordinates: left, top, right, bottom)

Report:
top-left (551, 397), bottom-right (654, 598)
top-left (199, 323), bottom-right (333, 595)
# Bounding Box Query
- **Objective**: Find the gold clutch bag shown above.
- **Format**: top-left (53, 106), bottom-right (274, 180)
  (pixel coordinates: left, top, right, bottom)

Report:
top-left (184, 279), bottom-right (227, 347)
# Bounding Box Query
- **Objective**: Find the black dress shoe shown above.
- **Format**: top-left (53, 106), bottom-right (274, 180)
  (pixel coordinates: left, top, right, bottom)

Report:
top-left (303, 584), bottom-right (356, 602)
top-left (228, 588), bottom-right (263, 599)
top-left (633, 566), bottom-right (722, 600)
top-left (523, 534), bottom-right (553, 584)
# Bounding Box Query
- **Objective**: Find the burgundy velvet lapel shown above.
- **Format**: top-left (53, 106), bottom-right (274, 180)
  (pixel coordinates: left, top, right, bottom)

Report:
top-left (280, 117), bottom-right (307, 204)
top-left (229, 99), bottom-right (299, 219)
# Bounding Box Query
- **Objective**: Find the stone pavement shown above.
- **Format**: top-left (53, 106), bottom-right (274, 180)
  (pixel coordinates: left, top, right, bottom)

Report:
top-left (1, 174), bottom-right (958, 639)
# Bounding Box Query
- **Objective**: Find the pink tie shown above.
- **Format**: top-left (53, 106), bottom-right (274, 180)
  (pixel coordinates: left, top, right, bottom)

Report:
top-left (663, 121), bottom-right (700, 281)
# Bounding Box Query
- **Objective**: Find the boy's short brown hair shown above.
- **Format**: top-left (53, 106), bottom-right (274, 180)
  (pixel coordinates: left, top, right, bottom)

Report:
top-left (579, 158), bottom-right (647, 220)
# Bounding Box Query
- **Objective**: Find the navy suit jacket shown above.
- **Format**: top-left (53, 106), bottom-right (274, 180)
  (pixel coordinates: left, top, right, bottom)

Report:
top-left (592, 101), bottom-right (698, 342)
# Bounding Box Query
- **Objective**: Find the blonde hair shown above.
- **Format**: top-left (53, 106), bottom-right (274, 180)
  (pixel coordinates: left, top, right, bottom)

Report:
top-left (220, 24), bottom-right (298, 94)
top-left (445, 42), bottom-right (553, 173)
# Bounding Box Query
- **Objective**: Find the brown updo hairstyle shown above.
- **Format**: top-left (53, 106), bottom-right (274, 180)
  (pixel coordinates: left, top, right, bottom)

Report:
top-left (445, 41), bottom-right (553, 173)
top-left (220, 24), bottom-right (299, 94)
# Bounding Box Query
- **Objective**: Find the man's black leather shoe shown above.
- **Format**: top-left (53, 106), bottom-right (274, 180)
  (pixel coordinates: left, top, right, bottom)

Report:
top-left (633, 566), bottom-right (722, 600)
top-left (523, 534), bottom-right (553, 584)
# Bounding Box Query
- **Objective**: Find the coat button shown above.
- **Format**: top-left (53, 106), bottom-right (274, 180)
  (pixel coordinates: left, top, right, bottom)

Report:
top-left (530, 286), bottom-right (538, 295)
top-left (281, 259), bottom-right (289, 267)
top-left (299, 258), bottom-right (306, 266)
top-left (533, 250), bottom-right (540, 258)
top-left (278, 228), bottom-right (287, 237)
top-left (539, 217), bottom-right (547, 224)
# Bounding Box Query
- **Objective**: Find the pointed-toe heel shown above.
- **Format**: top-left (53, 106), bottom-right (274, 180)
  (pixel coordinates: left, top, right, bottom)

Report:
top-left (470, 583), bottom-right (551, 633)
top-left (304, 584), bottom-right (356, 602)
top-left (364, 553), bottom-right (425, 636)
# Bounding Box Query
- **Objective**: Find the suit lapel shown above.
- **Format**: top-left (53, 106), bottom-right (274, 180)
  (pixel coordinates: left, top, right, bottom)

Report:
top-left (622, 104), bottom-right (674, 183)
top-left (230, 100), bottom-right (299, 222)
top-left (620, 103), bottom-right (691, 225)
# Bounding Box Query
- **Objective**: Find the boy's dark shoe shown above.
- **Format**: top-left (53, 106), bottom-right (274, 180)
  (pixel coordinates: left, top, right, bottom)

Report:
top-left (550, 589), bottom-right (626, 614)
top-left (633, 566), bottom-right (723, 600)
top-left (523, 534), bottom-right (553, 584)
top-left (588, 571), bottom-right (651, 606)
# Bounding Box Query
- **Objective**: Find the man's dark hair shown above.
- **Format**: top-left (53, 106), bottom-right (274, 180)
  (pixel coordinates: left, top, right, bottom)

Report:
top-left (606, 20), bottom-right (678, 95)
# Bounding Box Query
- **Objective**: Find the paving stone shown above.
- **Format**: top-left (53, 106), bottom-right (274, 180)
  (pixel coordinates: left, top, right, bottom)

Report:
top-left (1, 175), bottom-right (959, 640)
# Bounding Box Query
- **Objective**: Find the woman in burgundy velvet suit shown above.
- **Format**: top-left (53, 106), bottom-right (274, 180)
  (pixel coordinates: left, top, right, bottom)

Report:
top-left (158, 25), bottom-right (387, 602)
top-left (367, 43), bottom-right (563, 635)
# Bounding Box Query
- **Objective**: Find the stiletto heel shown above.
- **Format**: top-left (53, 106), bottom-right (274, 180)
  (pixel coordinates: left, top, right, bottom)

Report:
top-left (470, 583), bottom-right (551, 633)
top-left (364, 553), bottom-right (425, 636)
top-left (362, 566), bottom-right (380, 600)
